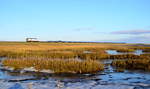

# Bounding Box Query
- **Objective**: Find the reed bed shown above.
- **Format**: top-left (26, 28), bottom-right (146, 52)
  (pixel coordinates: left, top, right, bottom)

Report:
top-left (141, 54), bottom-right (150, 57)
top-left (0, 42), bottom-right (149, 60)
top-left (142, 49), bottom-right (150, 52)
top-left (109, 54), bottom-right (148, 59)
top-left (112, 58), bottom-right (150, 71)
top-left (77, 52), bottom-right (109, 60)
top-left (0, 48), bottom-right (109, 60)
top-left (130, 46), bottom-right (150, 52)
top-left (115, 48), bottom-right (135, 52)
top-left (1, 42), bottom-right (150, 73)
top-left (0, 42), bottom-right (129, 52)
top-left (2, 58), bottom-right (104, 74)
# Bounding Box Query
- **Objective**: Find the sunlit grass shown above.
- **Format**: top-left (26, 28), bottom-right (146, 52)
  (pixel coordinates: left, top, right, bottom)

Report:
top-left (0, 42), bottom-right (149, 60)
top-left (0, 49), bottom-right (109, 60)
top-left (0, 42), bottom-right (128, 52)
top-left (1, 42), bottom-right (150, 73)
top-left (2, 58), bottom-right (104, 74)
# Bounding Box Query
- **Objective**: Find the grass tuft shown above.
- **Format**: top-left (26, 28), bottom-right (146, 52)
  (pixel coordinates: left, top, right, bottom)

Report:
top-left (112, 58), bottom-right (150, 71)
top-left (2, 58), bottom-right (104, 74)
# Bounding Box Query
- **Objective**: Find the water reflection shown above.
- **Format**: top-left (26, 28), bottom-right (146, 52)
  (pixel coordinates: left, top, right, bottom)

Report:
top-left (106, 50), bottom-right (144, 55)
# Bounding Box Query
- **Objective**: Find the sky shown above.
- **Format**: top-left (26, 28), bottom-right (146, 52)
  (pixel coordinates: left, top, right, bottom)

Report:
top-left (0, 0), bottom-right (150, 43)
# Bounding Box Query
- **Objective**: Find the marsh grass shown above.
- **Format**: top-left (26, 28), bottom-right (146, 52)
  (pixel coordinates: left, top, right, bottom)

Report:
top-left (142, 49), bottom-right (150, 52)
top-left (77, 52), bottom-right (109, 60)
top-left (1, 42), bottom-right (150, 73)
top-left (109, 54), bottom-right (148, 59)
top-left (141, 54), bottom-right (150, 57)
top-left (2, 58), bottom-right (104, 74)
top-left (0, 42), bottom-right (150, 60)
top-left (115, 48), bottom-right (135, 52)
top-left (0, 47), bottom-right (109, 60)
top-left (112, 58), bottom-right (150, 71)
top-left (131, 46), bottom-right (150, 52)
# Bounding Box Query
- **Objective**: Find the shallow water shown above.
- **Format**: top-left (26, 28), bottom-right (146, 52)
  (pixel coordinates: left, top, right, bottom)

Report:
top-left (1, 58), bottom-right (150, 89)
top-left (106, 50), bottom-right (144, 55)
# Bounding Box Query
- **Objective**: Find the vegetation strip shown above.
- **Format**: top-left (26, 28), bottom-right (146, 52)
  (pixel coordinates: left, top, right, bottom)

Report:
top-left (2, 58), bottom-right (104, 74)
top-left (112, 59), bottom-right (150, 71)
top-left (1, 42), bottom-right (150, 73)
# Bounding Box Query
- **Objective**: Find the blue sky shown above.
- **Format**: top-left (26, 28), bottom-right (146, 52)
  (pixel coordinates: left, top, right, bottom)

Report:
top-left (0, 0), bottom-right (150, 43)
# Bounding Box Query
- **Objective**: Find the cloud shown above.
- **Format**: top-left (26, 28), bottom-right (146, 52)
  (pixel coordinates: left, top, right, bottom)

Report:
top-left (95, 35), bottom-right (150, 43)
top-left (112, 29), bottom-right (150, 35)
top-left (113, 36), bottom-right (150, 43)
